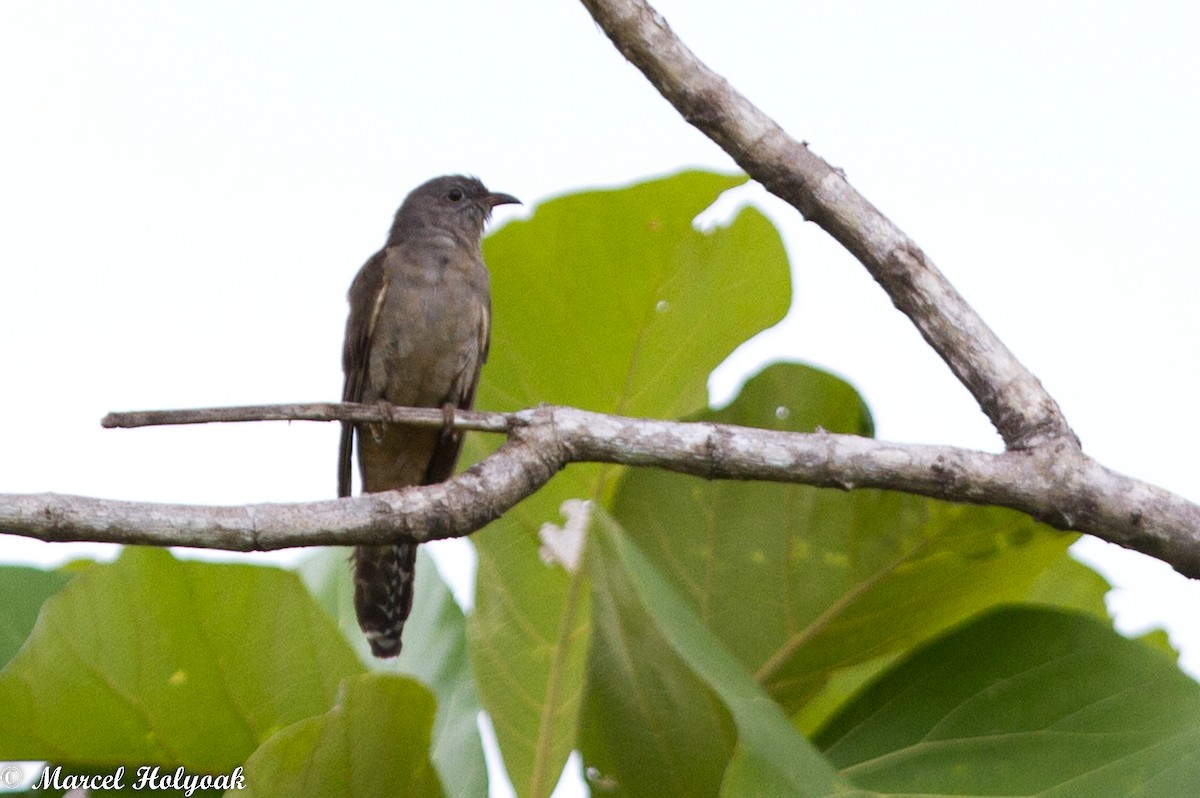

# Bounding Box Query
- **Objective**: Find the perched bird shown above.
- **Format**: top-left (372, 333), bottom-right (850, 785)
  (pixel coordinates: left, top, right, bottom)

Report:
top-left (338, 175), bottom-right (519, 658)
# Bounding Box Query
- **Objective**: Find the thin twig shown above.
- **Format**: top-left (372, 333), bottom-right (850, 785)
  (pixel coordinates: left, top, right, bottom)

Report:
top-left (102, 403), bottom-right (515, 433)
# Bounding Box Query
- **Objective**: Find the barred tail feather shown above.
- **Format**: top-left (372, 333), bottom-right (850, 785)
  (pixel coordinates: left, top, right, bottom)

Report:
top-left (352, 540), bottom-right (418, 658)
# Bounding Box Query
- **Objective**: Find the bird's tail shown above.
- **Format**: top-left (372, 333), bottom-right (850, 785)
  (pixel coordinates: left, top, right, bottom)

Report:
top-left (352, 540), bottom-right (417, 658)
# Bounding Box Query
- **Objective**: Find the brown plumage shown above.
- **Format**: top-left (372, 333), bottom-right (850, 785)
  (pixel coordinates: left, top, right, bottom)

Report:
top-left (338, 175), bottom-right (518, 658)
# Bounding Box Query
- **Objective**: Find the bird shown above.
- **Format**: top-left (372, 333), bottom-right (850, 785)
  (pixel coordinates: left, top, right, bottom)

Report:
top-left (338, 175), bottom-right (519, 658)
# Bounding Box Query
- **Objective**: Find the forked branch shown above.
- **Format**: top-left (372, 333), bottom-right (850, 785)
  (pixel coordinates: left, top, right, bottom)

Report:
top-left (1, 2), bottom-right (1197, 590)
top-left (2, 403), bottom-right (1198, 578)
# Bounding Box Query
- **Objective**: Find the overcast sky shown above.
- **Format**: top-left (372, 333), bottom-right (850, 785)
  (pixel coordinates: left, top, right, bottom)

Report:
top-left (3, 2), bottom-right (1199, 794)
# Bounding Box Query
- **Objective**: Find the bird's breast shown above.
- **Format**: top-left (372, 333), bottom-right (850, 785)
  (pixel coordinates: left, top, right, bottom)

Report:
top-left (364, 246), bottom-right (490, 407)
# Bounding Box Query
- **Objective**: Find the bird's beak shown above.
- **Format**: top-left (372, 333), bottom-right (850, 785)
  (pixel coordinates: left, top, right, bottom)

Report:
top-left (486, 192), bottom-right (521, 208)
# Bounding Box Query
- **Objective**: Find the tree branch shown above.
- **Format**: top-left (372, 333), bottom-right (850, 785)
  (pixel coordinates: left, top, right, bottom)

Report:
top-left (101, 403), bottom-right (513, 433)
top-left (4, 402), bottom-right (1200, 578)
top-left (577, 0), bottom-right (1074, 451)
top-left (3, 2), bottom-right (1195, 602)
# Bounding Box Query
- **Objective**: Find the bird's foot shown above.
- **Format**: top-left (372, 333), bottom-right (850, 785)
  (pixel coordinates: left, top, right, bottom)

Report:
top-left (440, 403), bottom-right (457, 436)
top-left (370, 400), bottom-right (395, 443)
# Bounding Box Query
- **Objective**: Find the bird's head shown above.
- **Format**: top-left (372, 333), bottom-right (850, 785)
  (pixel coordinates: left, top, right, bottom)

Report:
top-left (389, 174), bottom-right (520, 246)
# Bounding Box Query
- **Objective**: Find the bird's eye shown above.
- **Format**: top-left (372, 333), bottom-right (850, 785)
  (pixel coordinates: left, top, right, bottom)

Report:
top-left (448, 188), bottom-right (464, 202)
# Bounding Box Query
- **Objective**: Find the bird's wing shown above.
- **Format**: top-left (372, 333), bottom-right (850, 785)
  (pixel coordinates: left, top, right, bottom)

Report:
top-left (338, 249), bottom-right (388, 498)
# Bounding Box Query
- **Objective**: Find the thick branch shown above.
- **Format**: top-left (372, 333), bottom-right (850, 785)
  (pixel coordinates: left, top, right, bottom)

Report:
top-left (6, 414), bottom-right (559, 552)
top-left (577, 0), bottom-right (1074, 451)
top-left (4, 403), bottom-right (1200, 578)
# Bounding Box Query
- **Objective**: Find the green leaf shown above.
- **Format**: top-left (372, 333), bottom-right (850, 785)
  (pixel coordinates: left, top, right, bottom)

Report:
top-left (1136, 627), bottom-right (1180, 660)
top-left (468, 527), bottom-right (591, 798)
top-left (478, 169), bottom-right (779, 420)
top-left (297, 547), bottom-right (359, 655)
top-left (586, 506), bottom-right (854, 797)
top-left (708, 359), bottom-right (874, 436)
top-left (582, 511), bottom-right (737, 797)
top-left (1025, 551), bottom-right (1112, 619)
top-left (790, 653), bottom-right (902, 739)
top-left (0, 548), bottom-right (363, 768)
top-left (818, 606), bottom-right (1200, 795)
top-left (468, 169), bottom-right (790, 796)
top-left (237, 673), bottom-right (443, 798)
top-left (0, 564), bottom-right (73, 668)
top-left (612, 363), bottom-right (1087, 717)
top-left (299, 547), bottom-right (488, 797)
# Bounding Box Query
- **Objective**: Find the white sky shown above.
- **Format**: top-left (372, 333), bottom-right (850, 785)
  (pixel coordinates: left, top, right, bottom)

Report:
top-left (2, 2), bottom-right (1199, 795)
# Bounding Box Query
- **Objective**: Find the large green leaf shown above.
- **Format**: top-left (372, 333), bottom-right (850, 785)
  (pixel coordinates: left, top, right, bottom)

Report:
top-left (0, 564), bottom-right (73, 668)
top-left (581, 362), bottom-right (873, 794)
top-left (0, 548), bottom-right (362, 768)
top-left (237, 674), bottom-right (443, 798)
top-left (469, 524), bottom-right (591, 798)
top-left (299, 547), bottom-right (487, 797)
top-left (582, 511), bottom-right (737, 797)
top-left (793, 551), bottom-right (1114, 739)
top-left (612, 363), bottom-right (1086, 716)
top-left (588, 361), bottom-right (1106, 783)
top-left (1025, 550), bottom-right (1112, 619)
top-left (478, 170), bottom-right (778, 420)
top-left (818, 606), bottom-right (1200, 795)
top-left (467, 170), bottom-right (790, 796)
top-left (585, 506), bottom-right (855, 798)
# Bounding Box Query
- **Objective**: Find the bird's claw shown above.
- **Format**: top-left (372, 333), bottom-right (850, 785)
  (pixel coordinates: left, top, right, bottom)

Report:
top-left (371, 400), bottom-right (395, 443)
